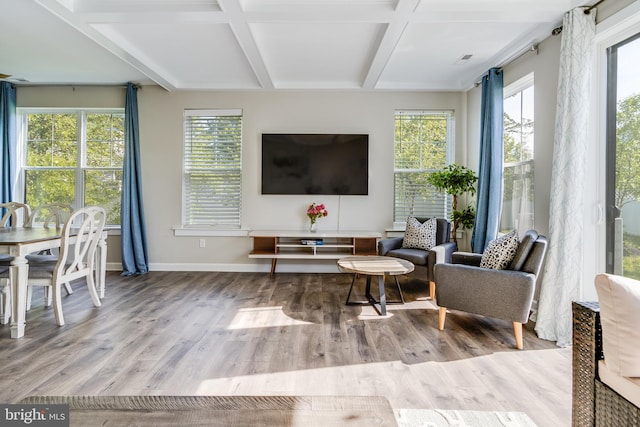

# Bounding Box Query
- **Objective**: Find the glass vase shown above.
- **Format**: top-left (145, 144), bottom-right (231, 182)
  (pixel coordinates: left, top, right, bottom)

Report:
top-left (309, 221), bottom-right (318, 232)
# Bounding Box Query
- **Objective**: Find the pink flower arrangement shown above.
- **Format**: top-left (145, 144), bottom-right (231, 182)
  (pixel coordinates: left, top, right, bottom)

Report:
top-left (307, 203), bottom-right (328, 223)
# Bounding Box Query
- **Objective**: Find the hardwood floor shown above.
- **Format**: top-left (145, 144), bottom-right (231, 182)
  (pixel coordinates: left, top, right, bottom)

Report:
top-left (0, 271), bottom-right (571, 426)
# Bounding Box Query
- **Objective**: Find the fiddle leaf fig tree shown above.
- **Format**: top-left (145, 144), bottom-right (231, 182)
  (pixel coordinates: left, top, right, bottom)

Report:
top-left (427, 164), bottom-right (478, 243)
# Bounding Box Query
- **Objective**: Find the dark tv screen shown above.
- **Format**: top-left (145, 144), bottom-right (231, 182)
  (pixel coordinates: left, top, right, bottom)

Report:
top-left (261, 134), bottom-right (369, 195)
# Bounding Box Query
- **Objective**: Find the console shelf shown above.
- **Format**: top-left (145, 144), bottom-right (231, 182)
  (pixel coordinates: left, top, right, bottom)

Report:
top-left (249, 230), bottom-right (381, 277)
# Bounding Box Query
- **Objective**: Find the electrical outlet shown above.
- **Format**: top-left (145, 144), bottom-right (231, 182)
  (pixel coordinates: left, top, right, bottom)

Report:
top-left (199, 239), bottom-right (206, 248)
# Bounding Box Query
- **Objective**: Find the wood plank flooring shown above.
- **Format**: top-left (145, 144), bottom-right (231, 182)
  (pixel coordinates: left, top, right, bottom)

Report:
top-left (0, 271), bottom-right (571, 426)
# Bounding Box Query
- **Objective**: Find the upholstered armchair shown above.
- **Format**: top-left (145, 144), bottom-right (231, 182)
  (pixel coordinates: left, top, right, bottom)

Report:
top-left (434, 230), bottom-right (547, 349)
top-left (378, 217), bottom-right (456, 300)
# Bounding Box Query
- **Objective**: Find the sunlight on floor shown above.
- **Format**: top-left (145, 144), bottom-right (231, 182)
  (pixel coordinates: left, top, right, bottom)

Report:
top-left (194, 347), bottom-right (571, 412)
top-left (227, 306), bottom-right (313, 329)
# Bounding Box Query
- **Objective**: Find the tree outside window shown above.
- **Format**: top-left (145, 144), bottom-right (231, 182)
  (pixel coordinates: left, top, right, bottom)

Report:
top-left (502, 79), bottom-right (534, 236)
top-left (20, 110), bottom-right (124, 225)
top-left (394, 111), bottom-right (453, 223)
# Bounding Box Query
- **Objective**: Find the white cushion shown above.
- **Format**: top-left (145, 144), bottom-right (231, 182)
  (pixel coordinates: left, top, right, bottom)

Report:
top-left (598, 360), bottom-right (640, 408)
top-left (479, 230), bottom-right (519, 270)
top-left (402, 217), bottom-right (437, 251)
top-left (595, 273), bottom-right (640, 377)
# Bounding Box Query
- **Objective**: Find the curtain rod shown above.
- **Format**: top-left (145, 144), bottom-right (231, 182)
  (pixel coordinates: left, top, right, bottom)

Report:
top-left (585, 0), bottom-right (605, 15)
top-left (10, 83), bottom-right (142, 89)
top-left (552, 0), bottom-right (605, 35)
top-left (473, 44), bottom-right (539, 87)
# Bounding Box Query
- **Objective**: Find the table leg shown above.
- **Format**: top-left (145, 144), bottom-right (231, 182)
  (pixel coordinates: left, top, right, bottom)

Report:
top-left (347, 274), bottom-right (402, 315)
top-left (377, 275), bottom-right (387, 316)
top-left (9, 255), bottom-right (29, 339)
top-left (269, 259), bottom-right (277, 279)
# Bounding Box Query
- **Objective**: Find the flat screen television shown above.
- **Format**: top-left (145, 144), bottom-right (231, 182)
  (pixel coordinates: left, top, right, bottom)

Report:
top-left (261, 133), bottom-right (369, 195)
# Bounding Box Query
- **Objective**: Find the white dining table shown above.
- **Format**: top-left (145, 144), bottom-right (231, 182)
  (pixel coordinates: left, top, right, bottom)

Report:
top-left (0, 227), bottom-right (107, 339)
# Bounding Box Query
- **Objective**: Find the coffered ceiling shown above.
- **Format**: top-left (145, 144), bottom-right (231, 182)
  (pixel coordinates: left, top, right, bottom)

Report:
top-left (0, 0), bottom-right (591, 91)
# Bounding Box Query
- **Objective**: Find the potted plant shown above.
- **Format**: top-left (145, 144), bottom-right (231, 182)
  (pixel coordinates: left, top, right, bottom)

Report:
top-left (427, 164), bottom-right (478, 243)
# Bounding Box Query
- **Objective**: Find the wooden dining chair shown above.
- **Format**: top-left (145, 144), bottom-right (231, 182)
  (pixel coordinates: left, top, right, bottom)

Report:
top-left (25, 203), bottom-right (74, 229)
top-left (0, 202), bottom-right (32, 322)
top-left (0, 202), bottom-right (31, 266)
top-left (0, 202), bottom-right (31, 229)
top-left (24, 204), bottom-right (76, 308)
top-left (24, 206), bottom-right (106, 326)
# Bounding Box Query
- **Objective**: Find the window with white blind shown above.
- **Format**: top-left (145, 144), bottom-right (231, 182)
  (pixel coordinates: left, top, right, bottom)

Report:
top-left (394, 110), bottom-right (454, 223)
top-left (183, 109), bottom-right (242, 228)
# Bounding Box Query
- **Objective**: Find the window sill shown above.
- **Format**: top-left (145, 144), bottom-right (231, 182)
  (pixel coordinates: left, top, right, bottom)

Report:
top-left (173, 227), bottom-right (249, 237)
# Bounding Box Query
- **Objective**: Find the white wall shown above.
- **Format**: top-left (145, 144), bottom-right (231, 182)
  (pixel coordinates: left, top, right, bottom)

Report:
top-left (17, 87), bottom-right (466, 272)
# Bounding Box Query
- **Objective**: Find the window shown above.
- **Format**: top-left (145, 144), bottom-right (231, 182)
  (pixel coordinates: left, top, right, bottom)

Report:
top-left (394, 110), bottom-right (453, 223)
top-left (605, 32), bottom-right (640, 279)
top-left (502, 76), bottom-right (534, 236)
top-left (183, 109), bottom-right (242, 228)
top-left (18, 109), bottom-right (124, 226)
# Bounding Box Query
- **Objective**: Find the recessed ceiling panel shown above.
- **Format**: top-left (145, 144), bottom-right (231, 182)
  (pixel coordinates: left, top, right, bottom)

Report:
top-left (250, 22), bottom-right (386, 88)
top-left (378, 21), bottom-right (538, 89)
top-left (93, 22), bottom-right (261, 89)
top-left (0, 0), bottom-right (150, 84)
top-left (240, 0), bottom-right (397, 14)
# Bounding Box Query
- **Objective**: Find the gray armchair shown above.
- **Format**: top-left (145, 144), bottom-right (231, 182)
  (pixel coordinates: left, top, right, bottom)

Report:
top-left (434, 230), bottom-right (547, 349)
top-left (378, 218), bottom-right (456, 300)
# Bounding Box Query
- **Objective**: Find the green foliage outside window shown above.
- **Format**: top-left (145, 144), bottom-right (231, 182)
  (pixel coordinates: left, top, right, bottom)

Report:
top-left (617, 94), bottom-right (640, 280)
top-left (394, 112), bottom-right (450, 222)
top-left (23, 111), bottom-right (124, 225)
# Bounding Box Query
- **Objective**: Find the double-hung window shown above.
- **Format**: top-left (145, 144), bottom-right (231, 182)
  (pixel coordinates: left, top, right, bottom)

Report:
top-left (182, 109), bottom-right (242, 229)
top-left (18, 109), bottom-right (124, 226)
top-left (501, 75), bottom-right (535, 236)
top-left (393, 110), bottom-right (454, 223)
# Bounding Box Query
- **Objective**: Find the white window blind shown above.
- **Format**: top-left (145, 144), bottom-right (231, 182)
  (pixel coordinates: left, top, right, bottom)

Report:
top-left (183, 109), bottom-right (242, 228)
top-left (394, 110), bottom-right (454, 223)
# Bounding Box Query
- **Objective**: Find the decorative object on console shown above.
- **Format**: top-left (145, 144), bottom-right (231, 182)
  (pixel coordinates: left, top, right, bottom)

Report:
top-left (307, 203), bottom-right (328, 232)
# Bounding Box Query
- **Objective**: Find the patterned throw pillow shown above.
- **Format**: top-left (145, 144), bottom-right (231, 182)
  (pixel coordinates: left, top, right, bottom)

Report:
top-left (480, 230), bottom-right (519, 270)
top-left (402, 217), bottom-right (437, 250)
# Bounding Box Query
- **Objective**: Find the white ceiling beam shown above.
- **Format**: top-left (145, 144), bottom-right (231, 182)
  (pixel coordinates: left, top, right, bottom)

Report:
top-left (34, 0), bottom-right (176, 90)
top-left (362, 0), bottom-right (419, 90)
top-left (218, 0), bottom-right (273, 89)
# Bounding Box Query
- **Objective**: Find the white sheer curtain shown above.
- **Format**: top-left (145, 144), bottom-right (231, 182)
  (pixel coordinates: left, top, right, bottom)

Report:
top-left (534, 8), bottom-right (596, 347)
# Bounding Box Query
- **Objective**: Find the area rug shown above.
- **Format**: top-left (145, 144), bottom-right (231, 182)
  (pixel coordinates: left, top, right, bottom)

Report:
top-left (394, 408), bottom-right (537, 427)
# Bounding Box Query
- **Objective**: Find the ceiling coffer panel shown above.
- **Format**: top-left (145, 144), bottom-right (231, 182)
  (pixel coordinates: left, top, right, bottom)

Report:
top-left (249, 22), bottom-right (386, 89)
top-left (92, 22), bottom-right (261, 88)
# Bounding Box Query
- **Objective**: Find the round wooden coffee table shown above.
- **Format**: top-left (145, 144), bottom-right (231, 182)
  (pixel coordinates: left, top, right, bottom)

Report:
top-left (337, 255), bottom-right (414, 316)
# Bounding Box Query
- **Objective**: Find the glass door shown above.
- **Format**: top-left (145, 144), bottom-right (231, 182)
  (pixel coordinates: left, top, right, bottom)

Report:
top-left (606, 33), bottom-right (640, 279)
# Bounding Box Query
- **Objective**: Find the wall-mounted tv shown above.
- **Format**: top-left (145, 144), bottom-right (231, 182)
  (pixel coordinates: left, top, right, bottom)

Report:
top-left (261, 133), bottom-right (369, 195)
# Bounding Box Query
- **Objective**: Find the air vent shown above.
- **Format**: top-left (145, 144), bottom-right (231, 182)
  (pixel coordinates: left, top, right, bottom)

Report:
top-left (454, 54), bottom-right (473, 65)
